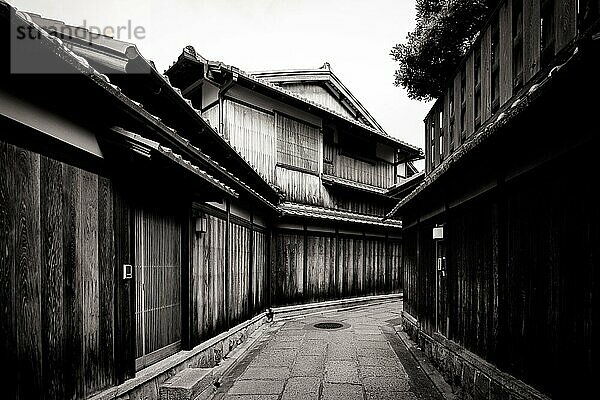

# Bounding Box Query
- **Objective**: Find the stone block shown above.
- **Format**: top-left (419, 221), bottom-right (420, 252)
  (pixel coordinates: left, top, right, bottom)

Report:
top-left (159, 368), bottom-right (213, 400)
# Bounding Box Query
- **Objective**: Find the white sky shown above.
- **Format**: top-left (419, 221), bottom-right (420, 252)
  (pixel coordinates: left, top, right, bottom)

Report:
top-left (10, 0), bottom-right (431, 164)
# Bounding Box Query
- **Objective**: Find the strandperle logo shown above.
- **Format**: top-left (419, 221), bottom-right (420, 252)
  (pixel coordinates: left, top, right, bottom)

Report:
top-left (15, 19), bottom-right (146, 44)
top-left (10, 12), bottom-right (149, 74)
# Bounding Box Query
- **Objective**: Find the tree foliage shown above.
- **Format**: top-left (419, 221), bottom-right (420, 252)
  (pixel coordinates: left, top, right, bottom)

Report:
top-left (391, 0), bottom-right (497, 101)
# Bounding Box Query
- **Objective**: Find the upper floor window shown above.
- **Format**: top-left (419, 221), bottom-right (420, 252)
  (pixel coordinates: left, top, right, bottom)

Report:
top-left (396, 162), bottom-right (407, 180)
top-left (513, 0), bottom-right (524, 89)
top-left (541, 0), bottom-right (555, 67)
top-left (276, 113), bottom-right (320, 173)
top-left (323, 127), bottom-right (335, 165)
top-left (491, 15), bottom-right (500, 112)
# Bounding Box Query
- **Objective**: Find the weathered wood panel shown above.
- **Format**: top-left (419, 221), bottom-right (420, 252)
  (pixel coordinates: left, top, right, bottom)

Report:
top-left (453, 73), bottom-right (462, 147)
top-left (15, 146), bottom-right (42, 399)
top-left (229, 223), bottom-right (251, 326)
top-left (523, 0), bottom-right (541, 81)
top-left (223, 100), bottom-right (277, 184)
top-left (40, 157), bottom-right (64, 400)
top-left (202, 104), bottom-right (220, 132)
top-left (252, 230), bottom-right (268, 313)
top-left (275, 232), bottom-right (402, 305)
top-left (0, 141), bottom-right (17, 400)
top-left (329, 194), bottom-right (389, 217)
top-left (555, 0), bottom-right (577, 52)
top-left (276, 166), bottom-right (330, 206)
top-left (465, 54), bottom-right (475, 138)
top-left (499, 0), bottom-right (513, 105)
top-left (274, 233), bottom-right (305, 305)
top-left (305, 235), bottom-right (336, 302)
top-left (281, 83), bottom-right (357, 120)
top-left (330, 152), bottom-right (395, 189)
top-left (0, 141), bottom-right (119, 399)
top-left (481, 26), bottom-right (493, 123)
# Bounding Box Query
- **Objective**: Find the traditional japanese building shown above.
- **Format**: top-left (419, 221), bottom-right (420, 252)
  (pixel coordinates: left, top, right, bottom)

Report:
top-left (166, 49), bottom-right (423, 306)
top-left (389, 1), bottom-right (598, 399)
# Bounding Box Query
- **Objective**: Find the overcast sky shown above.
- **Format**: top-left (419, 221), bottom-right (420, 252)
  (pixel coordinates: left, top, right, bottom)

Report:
top-left (11, 0), bottom-right (431, 159)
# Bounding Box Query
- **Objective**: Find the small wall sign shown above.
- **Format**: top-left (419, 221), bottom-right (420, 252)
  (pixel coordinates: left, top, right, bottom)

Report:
top-left (123, 264), bottom-right (133, 280)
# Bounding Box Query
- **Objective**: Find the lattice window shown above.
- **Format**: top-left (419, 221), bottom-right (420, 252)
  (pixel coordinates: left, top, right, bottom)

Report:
top-left (276, 113), bottom-right (320, 173)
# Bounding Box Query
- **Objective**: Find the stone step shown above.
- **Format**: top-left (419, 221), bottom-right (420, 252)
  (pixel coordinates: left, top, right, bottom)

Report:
top-left (159, 368), bottom-right (215, 400)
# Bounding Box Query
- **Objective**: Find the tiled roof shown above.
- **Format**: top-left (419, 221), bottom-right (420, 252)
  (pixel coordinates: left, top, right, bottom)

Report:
top-left (279, 202), bottom-right (402, 228)
top-left (386, 44), bottom-right (581, 219)
top-left (112, 127), bottom-right (238, 197)
top-left (385, 171), bottom-right (425, 195)
top-left (321, 174), bottom-right (389, 196)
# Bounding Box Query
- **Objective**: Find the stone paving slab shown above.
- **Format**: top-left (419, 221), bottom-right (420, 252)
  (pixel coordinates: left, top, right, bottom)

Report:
top-left (291, 355), bottom-right (326, 377)
top-left (281, 377), bottom-right (321, 400)
top-left (321, 383), bottom-right (363, 400)
top-left (238, 366), bottom-right (290, 381)
top-left (324, 360), bottom-right (360, 384)
top-left (213, 300), bottom-right (444, 400)
top-left (227, 379), bottom-right (285, 395)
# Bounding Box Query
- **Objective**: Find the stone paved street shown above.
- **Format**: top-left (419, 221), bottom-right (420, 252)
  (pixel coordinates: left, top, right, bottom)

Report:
top-left (213, 300), bottom-right (444, 400)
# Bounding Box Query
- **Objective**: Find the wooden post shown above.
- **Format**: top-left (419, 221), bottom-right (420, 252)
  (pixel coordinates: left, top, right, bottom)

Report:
top-left (267, 228), bottom-right (273, 308)
top-left (225, 200), bottom-right (231, 329)
top-left (180, 202), bottom-right (192, 350)
top-left (335, 227), bottom-right (340, 299)
top-left (303, 225), bottom-right (308, 299)
top-left (113, 185), bottom-right (135, 383)
top-left (248, 211), bottom-right (254, 316)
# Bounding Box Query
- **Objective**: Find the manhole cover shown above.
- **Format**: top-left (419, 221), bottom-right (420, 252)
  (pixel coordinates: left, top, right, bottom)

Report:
top-left (314, 322), bottom-right (344, 330)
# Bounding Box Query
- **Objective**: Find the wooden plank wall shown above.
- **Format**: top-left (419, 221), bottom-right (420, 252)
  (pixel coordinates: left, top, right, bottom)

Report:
top-left (223, 101), bottom-right (277, 184)
top-left (274, 231), bottom-right (402, 306)
top-left (276, 166), bottom-right (330, 206)
top-left (229, 223), bottom-right (251, 326)
top-left (330, 152), bottom-right (395, 189)
top-left (202, 104), bottom-right (220, 132)
top-left (402, 167), bottom-right (596, 399)
top-left (0, 141), bottom-right (118, 399)
top-left (330, 194), bottom-right (390, 217)
top-left (282, 83), bottom-right (357, 121)
top-left (274, 232), bottom-right (305, 304)
top-left (190, 210), bottom-right (268, 345)
top-left (252, 230), bottom-right (268, 313)
top-left (192, 214), bottom-right (227, 341)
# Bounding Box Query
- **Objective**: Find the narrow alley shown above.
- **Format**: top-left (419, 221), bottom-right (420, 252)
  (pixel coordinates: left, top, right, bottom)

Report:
top-left (213, 301), bottom-right (443, 400)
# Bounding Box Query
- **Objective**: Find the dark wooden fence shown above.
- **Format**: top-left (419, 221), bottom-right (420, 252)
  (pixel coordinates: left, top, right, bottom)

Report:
top-left (402, 159), bottom-right (596, 399)
top-left (0, 141), bottom-right (118, 399)
top-left (190, 206), bottom-right (269, 346)
top-left (274, 230), bottom-right (402, 305)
